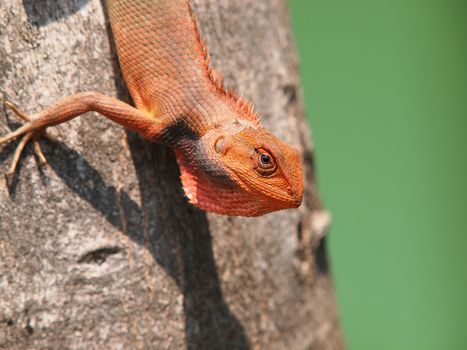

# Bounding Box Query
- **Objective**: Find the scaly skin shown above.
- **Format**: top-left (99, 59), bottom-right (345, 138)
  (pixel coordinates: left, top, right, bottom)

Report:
top-left (0, 0), bottom-right (303, 216)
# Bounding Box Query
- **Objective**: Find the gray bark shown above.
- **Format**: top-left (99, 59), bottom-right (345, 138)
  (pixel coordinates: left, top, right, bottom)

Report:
top-left (0, 0), bottom-right (343, 349)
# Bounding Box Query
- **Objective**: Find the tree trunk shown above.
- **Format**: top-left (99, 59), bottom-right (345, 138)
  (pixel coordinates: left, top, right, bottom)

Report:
top-left (0, 0), bottom-right (343, 349)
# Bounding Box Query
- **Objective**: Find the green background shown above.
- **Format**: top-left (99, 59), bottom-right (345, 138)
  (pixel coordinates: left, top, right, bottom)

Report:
top-left (289, 0), bottom-right (467, 349)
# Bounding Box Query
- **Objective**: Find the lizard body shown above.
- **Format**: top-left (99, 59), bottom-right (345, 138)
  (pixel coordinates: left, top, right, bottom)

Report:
top-left (0, 0), bottom-right (303, 216)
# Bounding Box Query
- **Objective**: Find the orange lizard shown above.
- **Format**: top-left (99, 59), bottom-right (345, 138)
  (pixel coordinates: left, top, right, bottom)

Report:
top-left (0, 0), bottom-right (303, 216)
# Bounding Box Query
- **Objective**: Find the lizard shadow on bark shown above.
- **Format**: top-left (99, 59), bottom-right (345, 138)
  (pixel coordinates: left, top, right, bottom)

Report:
top-left (22, 0), bottom-right (90, 27)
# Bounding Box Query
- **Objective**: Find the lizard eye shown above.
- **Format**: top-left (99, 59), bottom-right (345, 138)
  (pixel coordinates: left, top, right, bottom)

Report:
top-left (261, 154), bottom-right (271, 164)
top-left (255, 148), bottom-right (277, 176)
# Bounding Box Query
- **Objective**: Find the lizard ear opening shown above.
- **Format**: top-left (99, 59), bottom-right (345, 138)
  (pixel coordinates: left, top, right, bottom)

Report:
top-left (214, 136), bottom-right (226, 154)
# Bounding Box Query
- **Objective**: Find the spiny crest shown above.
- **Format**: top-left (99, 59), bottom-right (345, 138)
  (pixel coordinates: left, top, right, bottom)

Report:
top-left (226, 89), bottom-right (259, 125)
top-left (186, 1), bottom-right (261, 127)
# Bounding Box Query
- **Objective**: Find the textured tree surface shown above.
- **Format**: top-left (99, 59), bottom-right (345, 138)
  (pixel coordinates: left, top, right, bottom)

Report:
top-left (0, 0), bottom-right (343, 349)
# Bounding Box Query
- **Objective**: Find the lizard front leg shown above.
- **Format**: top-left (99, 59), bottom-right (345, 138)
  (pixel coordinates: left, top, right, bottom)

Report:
top-left (1, 91), bottom-right (164, 179)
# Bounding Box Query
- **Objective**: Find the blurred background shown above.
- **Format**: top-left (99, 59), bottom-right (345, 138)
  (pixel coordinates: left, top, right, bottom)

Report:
top-left (288, 0), bottom-right (467, 349)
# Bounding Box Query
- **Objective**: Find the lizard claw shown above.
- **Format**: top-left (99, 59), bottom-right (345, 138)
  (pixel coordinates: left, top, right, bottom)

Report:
top-left (3, 100), bottom-right (31, 122)
top-left (1, 99), bottom-right (50, 180)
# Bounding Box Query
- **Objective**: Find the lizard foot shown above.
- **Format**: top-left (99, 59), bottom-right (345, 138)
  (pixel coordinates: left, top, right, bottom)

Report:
top-left (1, 100), bottom-right (52, 181)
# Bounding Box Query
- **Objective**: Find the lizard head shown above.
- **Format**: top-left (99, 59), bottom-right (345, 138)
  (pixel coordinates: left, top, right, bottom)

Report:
top-left (175, 126), bottom-right (303, 216)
